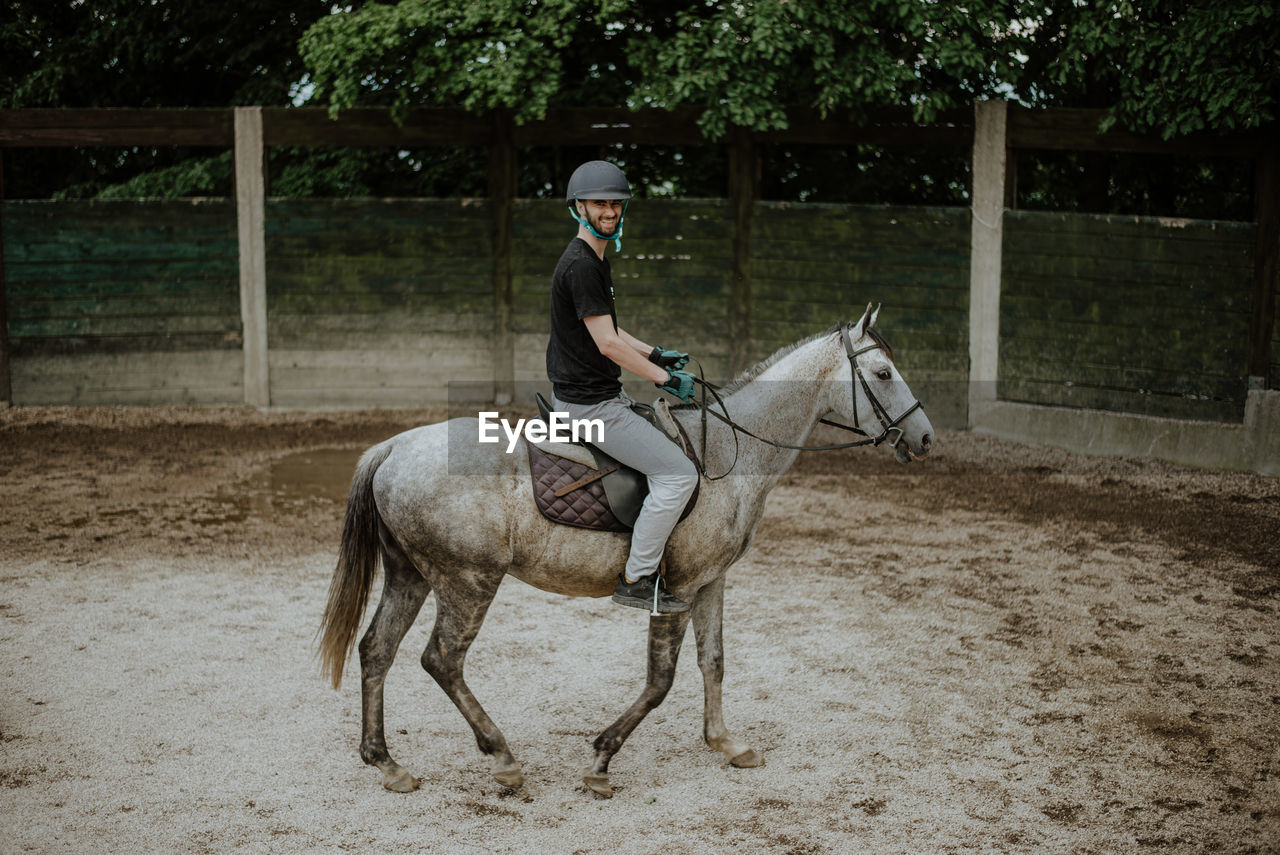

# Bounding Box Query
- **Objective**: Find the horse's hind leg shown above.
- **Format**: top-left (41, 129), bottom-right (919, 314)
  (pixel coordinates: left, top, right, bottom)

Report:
top-left (691, 575), bottom-right (761, 768)
top-left (584, 609), bottom-right (693, 798)
top-left (420, 570), bottom-right (523, 788)
top-left (358, 527), bottom-right (431, 792)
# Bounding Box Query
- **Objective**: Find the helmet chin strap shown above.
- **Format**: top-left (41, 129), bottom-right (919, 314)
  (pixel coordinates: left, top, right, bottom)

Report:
top-left (568, 200), bottom-right (628, 252)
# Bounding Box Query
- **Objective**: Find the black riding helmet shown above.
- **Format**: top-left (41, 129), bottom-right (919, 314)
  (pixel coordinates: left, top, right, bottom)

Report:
top-left (566, 160), bottom-right (631, 251)
top-left (565, 160), bottom-right (631, 202)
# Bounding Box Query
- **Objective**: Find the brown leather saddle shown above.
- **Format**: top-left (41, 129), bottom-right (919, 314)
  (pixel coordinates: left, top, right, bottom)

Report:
top-left (526, 393), bottom-right (700, 532)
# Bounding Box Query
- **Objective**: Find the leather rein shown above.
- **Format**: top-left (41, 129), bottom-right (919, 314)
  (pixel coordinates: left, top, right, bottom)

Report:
top-left (685, 323), bottom-right (923, 481)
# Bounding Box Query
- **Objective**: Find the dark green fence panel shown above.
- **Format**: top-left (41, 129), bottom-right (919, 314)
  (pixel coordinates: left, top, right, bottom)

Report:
top-left (5, 197), bottom-right (1259, 424)
top-left (265, 198), bottom-right (492, 406)
top-left (511, 199), bottom-right (569, 387)
top-left (1, 199), bottom-right (240, 404)
top-left (750, 203), bottom-right (971, 427)
top-left (1000, 211), bottom-right (1255, 422)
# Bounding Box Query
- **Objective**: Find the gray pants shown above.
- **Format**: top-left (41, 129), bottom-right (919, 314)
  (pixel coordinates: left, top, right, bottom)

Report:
top-left (553, 391), bottom-right (699, 581)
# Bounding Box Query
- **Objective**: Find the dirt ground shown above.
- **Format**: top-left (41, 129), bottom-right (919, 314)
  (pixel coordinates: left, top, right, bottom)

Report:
top-left (1, 405), bottom-right (1278, 855)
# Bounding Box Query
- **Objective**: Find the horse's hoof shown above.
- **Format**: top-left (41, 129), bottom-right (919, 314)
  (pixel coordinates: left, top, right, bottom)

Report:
top-left (582, 772), bottom-right (613, 798)
top-left (729, 748), bottom-right (763, 768)
top-left (381, 768), bottom-right (421, 793)
top-left (492, 766), bottom-right (524, 788)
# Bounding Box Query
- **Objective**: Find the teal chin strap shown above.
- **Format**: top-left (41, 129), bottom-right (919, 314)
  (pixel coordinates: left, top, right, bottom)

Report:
top-left (568, 200), bottom-right (628, 252)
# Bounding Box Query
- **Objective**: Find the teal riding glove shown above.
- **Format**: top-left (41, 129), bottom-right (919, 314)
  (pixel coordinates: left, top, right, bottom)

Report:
top-left (657, 369), bottom-right (696, 403)
top-left (648, 346), bottom-right (690, 371)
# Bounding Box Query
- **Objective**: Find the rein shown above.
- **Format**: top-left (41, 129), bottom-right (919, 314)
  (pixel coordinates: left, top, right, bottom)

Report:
top-left (683, 323), bottom-right (922, 480)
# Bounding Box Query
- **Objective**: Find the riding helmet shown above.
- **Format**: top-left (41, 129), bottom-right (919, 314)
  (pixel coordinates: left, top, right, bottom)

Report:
top-left (565, 160), bottom-right (631, 202)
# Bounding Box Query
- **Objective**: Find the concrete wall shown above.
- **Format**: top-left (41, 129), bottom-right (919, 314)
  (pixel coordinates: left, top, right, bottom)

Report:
top-left (975, 389), bottom-right (1280, 477)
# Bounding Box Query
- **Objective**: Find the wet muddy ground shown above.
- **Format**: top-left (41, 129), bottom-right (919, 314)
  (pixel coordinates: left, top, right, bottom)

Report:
top-left (1, 406), bottom-right (1278, 854)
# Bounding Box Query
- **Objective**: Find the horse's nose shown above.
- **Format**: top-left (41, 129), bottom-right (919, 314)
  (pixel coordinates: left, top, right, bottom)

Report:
top-left (919, 433), bottom-right (933, 454)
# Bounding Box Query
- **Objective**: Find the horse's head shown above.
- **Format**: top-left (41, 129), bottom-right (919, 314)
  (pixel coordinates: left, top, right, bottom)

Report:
top-left (831, 304), bottom-right (934, 463)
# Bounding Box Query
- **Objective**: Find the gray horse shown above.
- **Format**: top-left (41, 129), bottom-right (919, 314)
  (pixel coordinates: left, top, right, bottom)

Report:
top-left (318, 305), bottom-right (934, 797)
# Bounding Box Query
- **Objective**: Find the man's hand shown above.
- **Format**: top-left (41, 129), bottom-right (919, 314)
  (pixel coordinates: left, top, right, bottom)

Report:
top-left (648, 346), bottom-right (690, 371)
top-left (657, 369), bottom-right (696, 403)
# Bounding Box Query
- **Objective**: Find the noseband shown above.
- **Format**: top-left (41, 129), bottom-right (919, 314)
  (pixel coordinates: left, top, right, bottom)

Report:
top-left (840, 325), bottom-right (922, 450)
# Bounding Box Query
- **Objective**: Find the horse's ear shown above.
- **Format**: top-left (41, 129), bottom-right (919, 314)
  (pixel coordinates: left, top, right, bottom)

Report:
top-left (869, 303), bottom-right (881, 329)
top-left (848, 302), bottom-right (874, 340)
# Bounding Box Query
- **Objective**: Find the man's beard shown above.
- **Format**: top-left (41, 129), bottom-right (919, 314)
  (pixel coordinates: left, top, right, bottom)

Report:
top-left (588, 209), bottom-right (617, 235)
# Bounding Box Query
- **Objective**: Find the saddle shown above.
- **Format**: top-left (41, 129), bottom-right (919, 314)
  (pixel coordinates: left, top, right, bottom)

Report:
top-left (526, 393), bottom-right (700, 532)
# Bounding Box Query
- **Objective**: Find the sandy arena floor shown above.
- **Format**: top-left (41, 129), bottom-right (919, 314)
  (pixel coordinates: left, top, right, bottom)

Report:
top-left (1, 406), bottom-right (1277, 854)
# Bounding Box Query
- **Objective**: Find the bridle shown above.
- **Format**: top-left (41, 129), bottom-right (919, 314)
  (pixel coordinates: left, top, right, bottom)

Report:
top-left (686, 321), bottom-right (923, 480)
top-left (840, 323), bottom-right (923, 451)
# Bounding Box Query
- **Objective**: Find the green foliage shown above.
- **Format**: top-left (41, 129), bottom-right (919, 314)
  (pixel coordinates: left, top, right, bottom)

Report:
top-left (299, 0), bottom-right (624, 122)
top-left (1, 0), bottom-right (337, 108)
top-left (297, 0), bottom-right (1277, 141)
top-left (300, 0), bottom-right (1023, 137)
top-left (88, 153), bottom-right (233, 200)
top-left (759, 145), bottom-right (971, 206)
top-left (270, 146), bottom-right (488, 197)
top-left (1, 0), bottom-right (342, 197)
top-left (1015, 150), bottom-right (1254, 220)
top-left (61, 146), bottom-right (490, 200)
top-left (1018, 0), bottom-right (1279, 138)
top-left (629, 0), bottom-right (1020, 138)
top-left (4, 0), bottom-right (1276, 214)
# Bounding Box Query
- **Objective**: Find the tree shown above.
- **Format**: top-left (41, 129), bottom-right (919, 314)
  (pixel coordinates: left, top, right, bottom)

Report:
top-left (299, 0), bottom-right (1278, 141)
top-left (293, 0), bottom-right (1275, 214)
top-left (299, 0), bottom-right (1023, 137)
top-left (5, 1), bottom-right (1274, 213)
top-left (1019, 0), bottom-right (1279, 138)
top-left (1008, 0), bottom-right (1275, 216)
top-left (0, 0), bottom-right (345, 197)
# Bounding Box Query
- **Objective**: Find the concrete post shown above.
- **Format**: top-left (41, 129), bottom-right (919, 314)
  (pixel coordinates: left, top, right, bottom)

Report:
top-left (1246, 390), bottom-right (1280, 476)
top-left (968, 99), bottom-right (1007, 426)
top-left (1249, 150), bottom-right (1278, 389)
top-left (488, 110), bottom-right (516, 406)
top-left (728, 127), bottom-right (760, 377)
top-left (0, 149), bottom-right (10, 406)
top-left (234, 107), bottom-right (270, 408)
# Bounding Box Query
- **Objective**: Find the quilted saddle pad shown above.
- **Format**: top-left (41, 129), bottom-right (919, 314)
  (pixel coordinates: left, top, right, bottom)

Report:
top-left (526, 443), bottom-right (630, 532)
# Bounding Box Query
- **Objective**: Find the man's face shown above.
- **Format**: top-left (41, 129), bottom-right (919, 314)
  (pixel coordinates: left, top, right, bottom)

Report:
top-left (577, 199), bottom-right (624, 236)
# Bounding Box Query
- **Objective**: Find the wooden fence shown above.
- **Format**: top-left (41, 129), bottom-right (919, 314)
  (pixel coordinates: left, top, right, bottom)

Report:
top-left (0, 105), bottom-right (1277, 453)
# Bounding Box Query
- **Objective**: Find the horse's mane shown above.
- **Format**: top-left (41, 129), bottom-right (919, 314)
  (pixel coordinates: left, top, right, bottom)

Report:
top-left (673, 320), bottom-right (893, 407)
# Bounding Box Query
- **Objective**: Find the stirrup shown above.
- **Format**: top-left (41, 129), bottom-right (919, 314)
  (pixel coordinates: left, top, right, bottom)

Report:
top-left (651, 557), bottom-right (668, 617)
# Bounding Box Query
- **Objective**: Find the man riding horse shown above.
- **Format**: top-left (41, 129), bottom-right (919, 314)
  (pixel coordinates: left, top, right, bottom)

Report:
top-left (317, 160), bottom-right (935, 796)
top-left (547, 160), bottom-right (699, 614)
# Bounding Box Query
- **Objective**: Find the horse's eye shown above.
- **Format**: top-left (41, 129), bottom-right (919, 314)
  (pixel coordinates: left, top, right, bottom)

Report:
top-left (876, 370), bottom-right (892, 381)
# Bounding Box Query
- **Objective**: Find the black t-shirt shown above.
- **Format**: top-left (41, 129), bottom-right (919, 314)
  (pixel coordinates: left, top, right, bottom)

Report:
top-left (546, 238), bottom-right (622, 404)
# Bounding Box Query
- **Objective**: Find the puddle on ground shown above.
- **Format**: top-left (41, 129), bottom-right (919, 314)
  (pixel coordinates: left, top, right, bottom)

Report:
top-left (261, 448), bottom-right (363, 503)
top-left (190, 448), bottom-right (363, 526)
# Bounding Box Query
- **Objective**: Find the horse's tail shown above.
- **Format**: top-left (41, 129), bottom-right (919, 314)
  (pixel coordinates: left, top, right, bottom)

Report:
top-left (318, 442), bottom-right (394, 690)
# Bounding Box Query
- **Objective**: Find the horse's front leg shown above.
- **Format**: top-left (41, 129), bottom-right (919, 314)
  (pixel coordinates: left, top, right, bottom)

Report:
top-left (692, 575), bottom-right (762, 768)
top-left (583, 609), bottom-right (692, 798)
